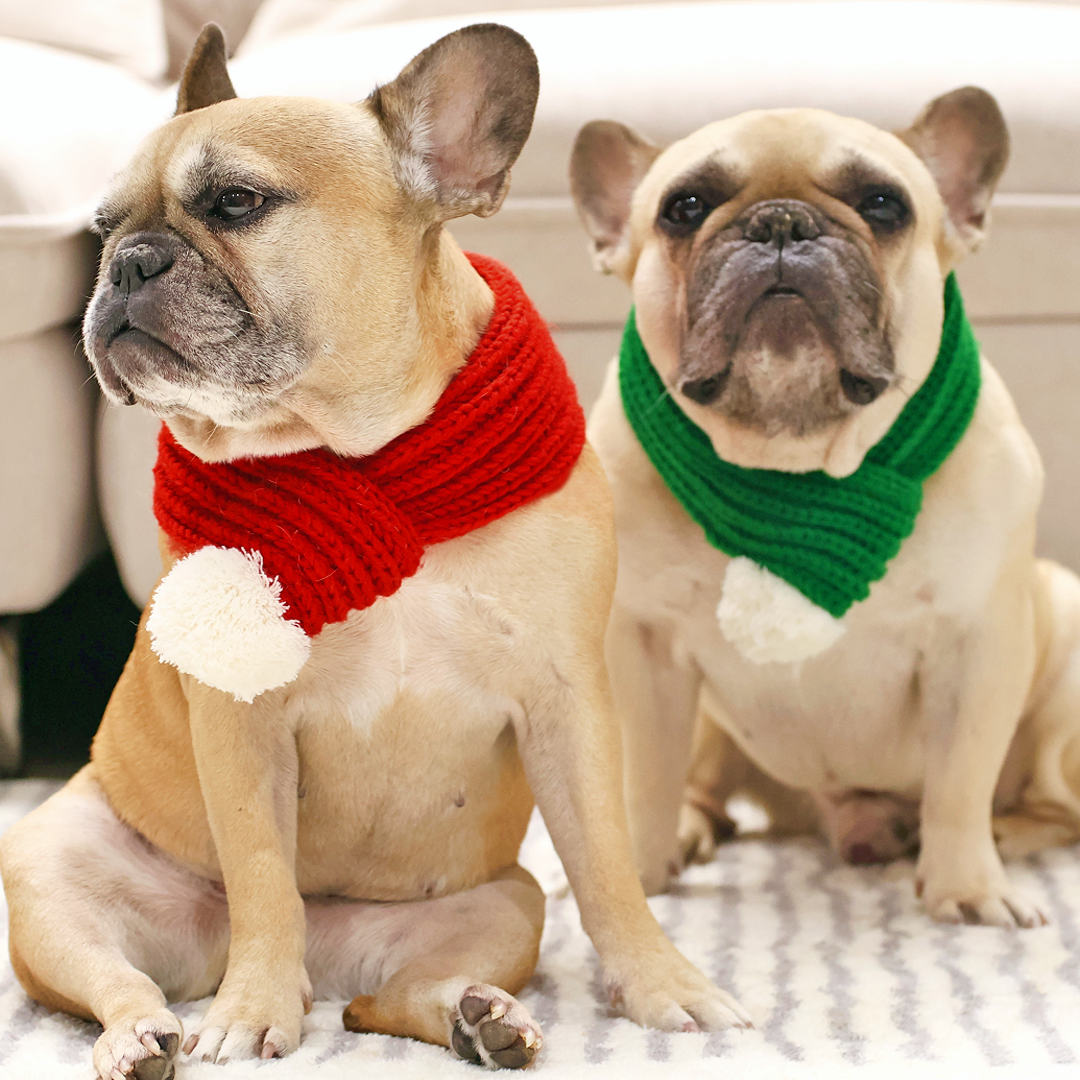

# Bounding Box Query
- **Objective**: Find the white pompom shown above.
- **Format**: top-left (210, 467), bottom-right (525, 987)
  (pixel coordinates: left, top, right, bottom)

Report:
top-left (717, 557), bottom-right (846, 664)
top-left (146, 547), bottom-right (311, 702)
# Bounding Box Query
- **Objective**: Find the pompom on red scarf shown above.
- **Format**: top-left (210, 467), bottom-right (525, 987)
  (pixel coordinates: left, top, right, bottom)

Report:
top-left (147, 253), bottom-right (586, 701)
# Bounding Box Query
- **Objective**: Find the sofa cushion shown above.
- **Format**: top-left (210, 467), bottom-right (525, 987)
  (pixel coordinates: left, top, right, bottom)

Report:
top-left (232, 0), bottom-right (1080, 197)
top-left (243, 0), bottom-right (671, 48)
top-left (0, 0), bottom-right (168, 81)
top-left (0, 329), bottom-right (101, 612)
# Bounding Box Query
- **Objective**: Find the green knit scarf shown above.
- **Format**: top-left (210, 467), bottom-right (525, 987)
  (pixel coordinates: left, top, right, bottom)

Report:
top-left (619, 273), bottom-right (981, 618)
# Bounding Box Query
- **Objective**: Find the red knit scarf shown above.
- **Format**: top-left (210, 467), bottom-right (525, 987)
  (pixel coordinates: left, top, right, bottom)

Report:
top-left (153, 253), bottom-right (586, 638)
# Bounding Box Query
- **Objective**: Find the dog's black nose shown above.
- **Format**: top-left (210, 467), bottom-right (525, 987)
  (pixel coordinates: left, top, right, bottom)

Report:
top-left (744, 201), bottom-right (821, 245)
top-left (109, 241), bottom-right (174, 297)
top-left (680, 369), bottom-right (731, 406)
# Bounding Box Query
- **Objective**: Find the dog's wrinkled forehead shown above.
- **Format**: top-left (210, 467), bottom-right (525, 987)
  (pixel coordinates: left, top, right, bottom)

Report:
top-left (95, 98), bottom-right (396, 234)
top-left (634, 109), bottom-right (941, 235)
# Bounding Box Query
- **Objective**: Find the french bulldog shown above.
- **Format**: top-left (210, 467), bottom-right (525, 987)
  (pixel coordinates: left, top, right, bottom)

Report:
top-left (0, 24), bottom-right (748, 1080)
top-left (571, 89), bottom-right (1080, 926)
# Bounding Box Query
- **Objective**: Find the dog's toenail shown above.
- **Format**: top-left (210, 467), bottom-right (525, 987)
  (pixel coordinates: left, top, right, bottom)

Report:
top-left (958, 902), bottom-right (980, 924)
top-left (140, 1034), bottom-right (163, 1056)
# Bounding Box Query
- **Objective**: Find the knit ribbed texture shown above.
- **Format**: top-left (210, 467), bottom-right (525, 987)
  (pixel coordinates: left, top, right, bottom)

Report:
top-left (619, 273), bottom-right (982, 618)
top-left (154, 253), bottom-right (586, 637)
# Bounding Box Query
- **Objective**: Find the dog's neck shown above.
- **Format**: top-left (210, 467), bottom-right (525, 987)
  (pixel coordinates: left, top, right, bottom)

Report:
top-left (165, 230), bottom-right (495, 464)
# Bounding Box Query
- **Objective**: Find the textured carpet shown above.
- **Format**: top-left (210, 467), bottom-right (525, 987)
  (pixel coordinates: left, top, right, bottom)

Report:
top-left (2, 779), bottom-right (1080, 1079)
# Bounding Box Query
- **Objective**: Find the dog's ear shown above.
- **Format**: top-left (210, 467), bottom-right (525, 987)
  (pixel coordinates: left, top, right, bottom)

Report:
top-left (570, 120), bottom-right (662, 276)
top-left (898, 86), bottom-right (1009, 255)
top-left (176, 24), bottom-right (237, 116)
top-left (368, 23), bottom-right (539, 220)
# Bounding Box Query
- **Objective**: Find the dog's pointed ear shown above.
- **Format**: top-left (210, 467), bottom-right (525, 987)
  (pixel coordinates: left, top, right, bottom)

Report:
top-left (368, 23), bottom-right (539, 220)
top-left (570, 120), bottom-right (662, 276)
top-left (898, 86), bottom-right (1008, 256)
top-left (176, 24), bottom-right (237, 116)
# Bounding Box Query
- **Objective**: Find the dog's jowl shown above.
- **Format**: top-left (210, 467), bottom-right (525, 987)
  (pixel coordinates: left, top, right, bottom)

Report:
top-left (0, 23), bottom-right (748, 1080)
top-left (573, 91), bottom-right (1080, 924)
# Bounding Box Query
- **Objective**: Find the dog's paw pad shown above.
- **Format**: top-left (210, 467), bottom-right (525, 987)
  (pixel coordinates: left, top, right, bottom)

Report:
top-left (453, 985), bottom-right (541, 1069)
top-left (452, 1022), bottom-right (484, 1065)
top-left (132, 1057), bottom-right (175, 1080)
top-left (93, 1011), bottom-right (182, 1080)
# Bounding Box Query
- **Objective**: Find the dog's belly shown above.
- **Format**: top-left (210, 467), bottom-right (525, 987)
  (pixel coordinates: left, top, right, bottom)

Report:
top-left (291, 694), bottom-right (532, 901)
top-left (284, 575), bottom-right (538, 901)
top-left (687, 599), bottom-right (931, 796)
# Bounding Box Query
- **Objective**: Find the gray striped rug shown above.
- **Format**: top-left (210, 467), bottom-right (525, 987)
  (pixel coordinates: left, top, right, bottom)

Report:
top-left (2, 779), bottom-right (1079, 1079)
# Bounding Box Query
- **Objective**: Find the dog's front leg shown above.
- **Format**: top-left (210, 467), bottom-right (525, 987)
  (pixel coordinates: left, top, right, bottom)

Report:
top-left (182, 681), bottom-right (311, 1061)
top-left (606, 602), bottom-right (702, 894)
top-left (517, 637), bottom-right (749, 1032)
top-left (916, 567), bottom-right (1047, 927)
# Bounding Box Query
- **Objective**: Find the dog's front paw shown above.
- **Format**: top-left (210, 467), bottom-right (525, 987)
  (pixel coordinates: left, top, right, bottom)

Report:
top-left (93, 1009), bottom-right (182, 1080)
top-left (606, 945), bottom-right (751, 1032)
top-left (916, 849), bottom-right (1048, 928)
top-left (182, 968), bottom-right (312, 1063)
top-left (450, 984), bottom-right (542, 1069)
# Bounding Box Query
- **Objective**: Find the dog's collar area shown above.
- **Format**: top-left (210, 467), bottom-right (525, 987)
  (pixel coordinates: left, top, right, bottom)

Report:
top-left (619, 273), bottom-right (982, 650)
top-left (147, 254), bottom-right (586, 700)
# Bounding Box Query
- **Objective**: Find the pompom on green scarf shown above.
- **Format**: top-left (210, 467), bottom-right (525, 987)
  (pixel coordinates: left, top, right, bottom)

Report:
top-left (618, 273), bottom-right (982, 620)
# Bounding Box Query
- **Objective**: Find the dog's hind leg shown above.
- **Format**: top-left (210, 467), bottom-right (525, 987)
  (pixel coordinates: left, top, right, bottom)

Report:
top-left (314, 865), bottom-right (545, 1068)
top-left (0, 766), bottom-right (229, 1080)
top-left (679, 696), bottom-right (818, 868)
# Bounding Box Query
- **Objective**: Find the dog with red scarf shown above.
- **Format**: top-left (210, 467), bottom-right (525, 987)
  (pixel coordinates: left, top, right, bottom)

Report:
top-left (0, 24), bottom-right (746, 1080)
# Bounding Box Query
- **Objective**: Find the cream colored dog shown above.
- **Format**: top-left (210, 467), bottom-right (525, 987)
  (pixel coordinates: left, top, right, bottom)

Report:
top-left (0, 25), bottom-right (748, 1080)
top-left (572, 89), bottom-right (1080, 926)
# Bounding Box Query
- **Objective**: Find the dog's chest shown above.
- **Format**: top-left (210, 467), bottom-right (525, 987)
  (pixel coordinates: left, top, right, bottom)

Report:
top-left (278, 561), bottom-right (539, 897)
top-left (697, 610), bottom-right (931, 793)
top-left (621, 512), bottom-right (953, 794)
top-left (288, 565), bottom-right (528, 736)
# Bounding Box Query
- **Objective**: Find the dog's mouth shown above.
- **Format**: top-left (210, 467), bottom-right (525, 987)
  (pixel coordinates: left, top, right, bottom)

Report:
top-left (92, 310), bottom-right (200, 407)
top-left (677, 258), bottom-right (896, 432)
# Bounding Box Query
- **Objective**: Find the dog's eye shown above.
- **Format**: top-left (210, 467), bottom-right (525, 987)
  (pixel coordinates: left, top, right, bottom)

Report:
top-left (857, 191), bottom-right (908, 229)
top-left (211, 188), bottom-right (266, 221)
top-left (661, 192), bottom-right (710, 231)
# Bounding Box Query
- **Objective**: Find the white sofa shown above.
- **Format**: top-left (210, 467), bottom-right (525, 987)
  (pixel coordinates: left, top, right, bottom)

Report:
top-left (2, 0), bottom-right (1079, 756)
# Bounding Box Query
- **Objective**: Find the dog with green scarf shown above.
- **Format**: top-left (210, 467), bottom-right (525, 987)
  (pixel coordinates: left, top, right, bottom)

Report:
top-left (571, 88), bottom-right (1080, 927)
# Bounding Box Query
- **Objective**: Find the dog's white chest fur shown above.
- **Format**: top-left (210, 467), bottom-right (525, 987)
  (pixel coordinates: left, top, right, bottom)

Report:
top-left (285, 559), bottom-right (526, 738)
top-left (625, 522), bottom-right (936, 793)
